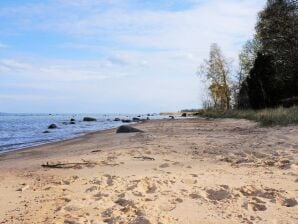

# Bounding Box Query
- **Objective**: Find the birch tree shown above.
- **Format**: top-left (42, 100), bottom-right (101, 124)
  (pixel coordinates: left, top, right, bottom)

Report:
top-left (198, 43), bottom-right (231, 110)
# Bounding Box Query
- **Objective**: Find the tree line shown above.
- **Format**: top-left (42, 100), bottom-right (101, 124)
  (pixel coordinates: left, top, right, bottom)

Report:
top-left (199, 0), bottom-right (298, 110)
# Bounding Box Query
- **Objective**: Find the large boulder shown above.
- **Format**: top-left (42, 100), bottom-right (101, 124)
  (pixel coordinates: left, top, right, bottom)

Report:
top-left (48, 124), bottom-right (57, 129)
top-left (83, 117), bottom-right (97, 122)
top-left (116, 125), bottom-right (143, 133)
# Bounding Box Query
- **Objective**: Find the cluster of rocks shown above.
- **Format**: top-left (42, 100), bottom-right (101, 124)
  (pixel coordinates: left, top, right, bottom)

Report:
top-left (113, 117), bottom-right (150, 123)
top-left (43, 115), bottom-right (151, 134)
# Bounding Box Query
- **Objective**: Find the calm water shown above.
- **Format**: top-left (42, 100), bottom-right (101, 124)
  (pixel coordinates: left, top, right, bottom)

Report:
top-left (0, 113), bottom-right (166, 153)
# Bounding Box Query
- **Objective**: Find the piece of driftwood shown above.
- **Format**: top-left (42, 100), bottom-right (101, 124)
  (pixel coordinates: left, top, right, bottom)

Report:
top-left (133, 156), bottom-right (155, 161)
top-left (41, 161), bottom-right (96, 169)
top-left (91, 149), bottom-right (102, 153)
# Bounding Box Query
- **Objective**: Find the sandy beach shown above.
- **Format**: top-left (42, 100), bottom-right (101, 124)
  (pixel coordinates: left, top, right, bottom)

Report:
top-left (0, 118), bottom-right (297, 224)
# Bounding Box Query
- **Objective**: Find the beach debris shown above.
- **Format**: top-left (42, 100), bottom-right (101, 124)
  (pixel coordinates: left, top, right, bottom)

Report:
top-left (116, 125), bottom-right (143, 133)
top-left (91, 149), bottom-right (102, 153)
top-left (41, 161), bottom-right (97, 169)
top-left (16, 184), bottom-right (30, 192)
top-left (48, 124), bottom-right (57, 129)
top-left (121, 119), bottom-right (132, 123)
top-left (133, 156), bottom-right (155, 161)
top-left (278, 197), bottom-right (297, 207)
top-left (83, 117), bottom-right (97, 121)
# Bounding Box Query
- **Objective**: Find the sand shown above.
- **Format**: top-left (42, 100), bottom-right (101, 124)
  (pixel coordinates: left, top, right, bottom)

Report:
top-left (0, 118), bottom-right (297, 224)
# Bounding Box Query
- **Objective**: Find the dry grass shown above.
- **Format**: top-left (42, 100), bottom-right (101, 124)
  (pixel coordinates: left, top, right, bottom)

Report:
top-left (196, 106), bottom-right (298, 126)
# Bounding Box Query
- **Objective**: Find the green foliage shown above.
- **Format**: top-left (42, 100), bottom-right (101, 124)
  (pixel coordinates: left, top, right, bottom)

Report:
top-left (236, 0), bottom-right (298, 110)
top-left (255, 0), bottom-right (298, 100)
top-left (196, 106), bottom-right (298, 126)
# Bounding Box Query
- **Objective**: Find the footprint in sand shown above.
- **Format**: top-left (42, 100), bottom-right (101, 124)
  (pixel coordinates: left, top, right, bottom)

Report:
top-left (159, 163), bottom-right (170, 168)
top-left (85, 186), bottom-right (98, 193)
top-left (181, 177), bottom-right (197, 185)
top-left (204, 187), bottom-right (232, 202)
top-left (249, 201), bottom-right (267, 211)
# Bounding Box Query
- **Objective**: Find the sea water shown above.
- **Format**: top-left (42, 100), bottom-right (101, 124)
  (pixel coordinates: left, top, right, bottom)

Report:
top-left (0, 113), bottom-right (165, 153)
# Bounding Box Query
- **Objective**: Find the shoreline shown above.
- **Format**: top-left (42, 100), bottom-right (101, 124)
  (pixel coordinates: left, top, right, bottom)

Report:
top-left (0, 118), bottom-right (297, 223)
top-left (0, 119), bottom-right (150, 157)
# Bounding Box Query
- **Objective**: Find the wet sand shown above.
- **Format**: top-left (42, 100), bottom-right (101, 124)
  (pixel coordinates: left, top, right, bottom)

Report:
top-left (0, 118), bottom-right (297, 224)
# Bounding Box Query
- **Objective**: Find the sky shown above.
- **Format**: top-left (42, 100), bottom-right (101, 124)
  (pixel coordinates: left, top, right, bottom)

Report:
top-left (0, 0), bottom-right (266, 113)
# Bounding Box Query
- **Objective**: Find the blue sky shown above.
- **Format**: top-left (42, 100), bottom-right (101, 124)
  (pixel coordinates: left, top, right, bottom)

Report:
top-left (0, 0), bottom-right (265, 113)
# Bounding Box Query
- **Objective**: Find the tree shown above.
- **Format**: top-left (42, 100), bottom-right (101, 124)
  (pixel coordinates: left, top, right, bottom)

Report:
top-left (198, 43), bottom-right (231, 110)
top-left (246, 53), bottom-right (280, 109)
top-left (256, 0), bottom-right (298, 100)
top-left (235, 39), bottom-right (260, 108)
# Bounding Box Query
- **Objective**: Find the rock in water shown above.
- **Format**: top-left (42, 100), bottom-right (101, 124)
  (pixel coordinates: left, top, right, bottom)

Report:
top-left (48, 124), bottom-right (57, 129)
top-left (116, 125), bottom-right (143, 133)
top-left (181, 113), bottom-right (187, 117)
top-left (70, 118), bottom-right (75, 122)
top-left (83, 117), bottom-right (97, 122)
top-left (121, 119), bottom-right (132, 123)
top-left (132, 117), bottom-right (141, 122)
top-left (114, 118), bottom-right (120, 121)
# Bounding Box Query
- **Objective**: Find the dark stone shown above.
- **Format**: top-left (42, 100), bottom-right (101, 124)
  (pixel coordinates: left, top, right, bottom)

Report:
top-left (121, 119), bottom-right (132, 123)
top-left (169, 116), bottom-right (175, 119)
top-left (132, 117), bottom-right (141, 122)
top-left (114, 118), bottom-right (121, 121)
top-left (70, 121), bottom-right (76, 124)
top-left (83, 117), bottom-right (97, 122)
top-left (70, 118), bottom-right (75, 122)
top-left (146, 117), bottom-right (150, 120)
top-left (43, 130), bottom-right (50, 133)
top-left (181, 113), bottom-right (187, 117)
top-left (116, 125), bottom-right (143, 133)
top-left (48, 124), bottom-right (57, 129)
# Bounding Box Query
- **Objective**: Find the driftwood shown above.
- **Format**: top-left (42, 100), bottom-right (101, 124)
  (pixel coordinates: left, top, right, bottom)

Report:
top-left (91, 149), bottom-right (102, 153)
top-left (133, 156), bottom-right (155, 161)
top-left (41, 161), bottom-right (97, 169)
